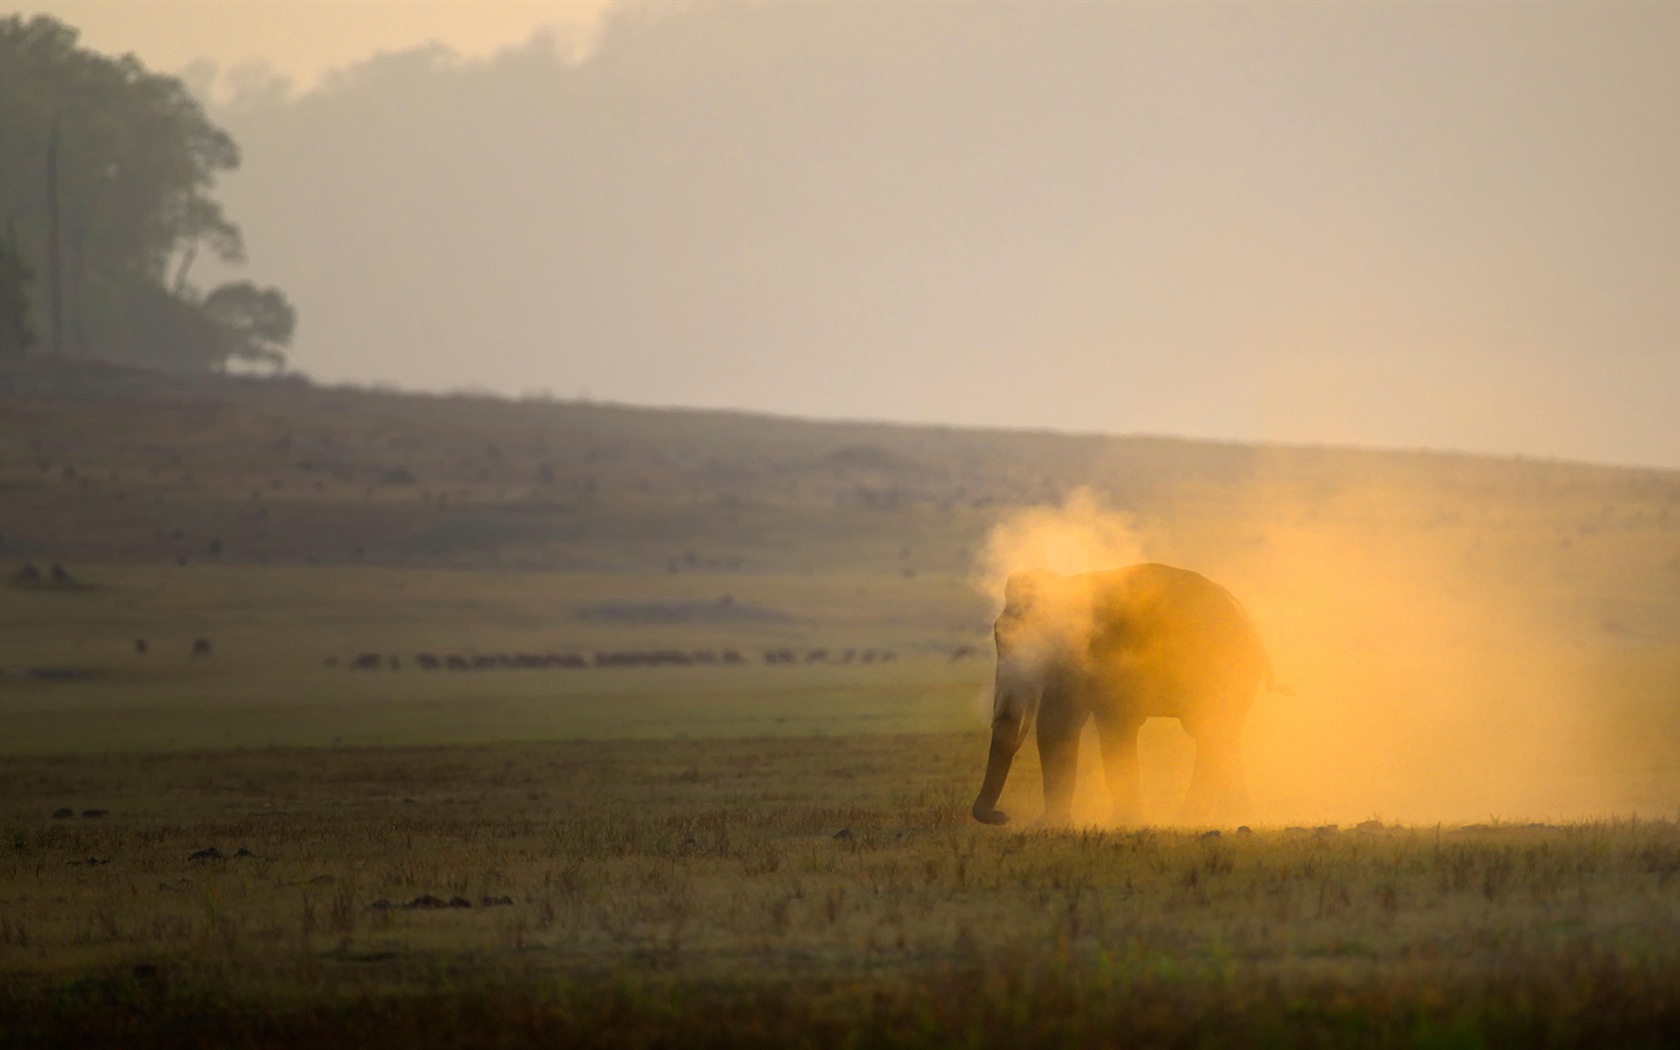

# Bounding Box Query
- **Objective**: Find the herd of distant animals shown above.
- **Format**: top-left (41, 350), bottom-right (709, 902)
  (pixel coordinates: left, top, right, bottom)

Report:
top-left (127, 637), bottom-right (213, 657)
top-left (118, 640), bottom-right (982, 668)
top-left (324, 646), bottom-right (910, 671)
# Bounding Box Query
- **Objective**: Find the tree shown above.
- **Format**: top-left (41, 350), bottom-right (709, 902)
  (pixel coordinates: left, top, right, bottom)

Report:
top-left (203, 281), bottom-right (295, 368)
top-left (0, 218), bottom-right (36, 356)
top-left (0, 14), bottom-right (292, 370)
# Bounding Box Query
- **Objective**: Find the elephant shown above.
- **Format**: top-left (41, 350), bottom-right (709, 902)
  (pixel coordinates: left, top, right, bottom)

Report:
top-left (970, 564), bottom-right (1271, 827)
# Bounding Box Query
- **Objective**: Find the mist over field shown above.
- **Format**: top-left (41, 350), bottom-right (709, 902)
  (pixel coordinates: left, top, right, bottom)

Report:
top-left (172, 1), bottom-right (1680, 468)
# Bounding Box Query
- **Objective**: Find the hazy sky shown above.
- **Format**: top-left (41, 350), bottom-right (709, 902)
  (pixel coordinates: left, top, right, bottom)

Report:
top-left (7, 1), bottom-right (1680, 468)
top-left (7, 1), bottom-right (614, 93)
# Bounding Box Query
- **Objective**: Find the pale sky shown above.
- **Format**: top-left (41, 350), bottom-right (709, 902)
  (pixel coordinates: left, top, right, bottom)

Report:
top-left (5, 0), bottom-right (615, 94)
top-left (5, 1), bottom-right (1680, 469)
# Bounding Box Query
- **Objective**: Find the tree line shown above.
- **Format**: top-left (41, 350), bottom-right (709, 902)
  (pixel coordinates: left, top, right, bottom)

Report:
top-left (0, 14), bottom-right (293, 371)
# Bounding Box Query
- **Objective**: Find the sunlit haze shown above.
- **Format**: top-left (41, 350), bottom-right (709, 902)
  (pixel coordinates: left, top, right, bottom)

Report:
top-left (974, 486), bottom-right (1635, 825)
top-left (6, 1), bottom-right (1680, 468)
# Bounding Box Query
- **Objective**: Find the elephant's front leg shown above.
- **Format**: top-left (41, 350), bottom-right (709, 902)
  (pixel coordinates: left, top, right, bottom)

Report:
top-left (1095, 709), bottom-right (1146, 826)
top-left (1035, 688), bottom-right (1084, 827)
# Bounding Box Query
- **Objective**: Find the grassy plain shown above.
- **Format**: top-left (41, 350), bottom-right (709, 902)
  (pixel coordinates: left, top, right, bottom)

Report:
top-left (5, 740), bottom-right (1680, 1047)
top-left (4, 360), bottom-right (1680, 1044)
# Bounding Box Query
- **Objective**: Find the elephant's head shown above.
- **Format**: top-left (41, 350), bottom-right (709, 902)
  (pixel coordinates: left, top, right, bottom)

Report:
top-left (971, 569), bottom-right (1064, 825)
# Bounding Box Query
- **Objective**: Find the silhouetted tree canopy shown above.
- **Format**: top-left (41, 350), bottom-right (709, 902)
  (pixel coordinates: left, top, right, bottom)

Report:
top-left (203, 281), bottom-right (295, 367)
top-left (0, 14), bottom-right (292, 370)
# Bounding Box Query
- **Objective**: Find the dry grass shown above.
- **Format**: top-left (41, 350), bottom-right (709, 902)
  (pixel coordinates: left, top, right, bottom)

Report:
top-left (4, 737), bottom-right (1680, 1046)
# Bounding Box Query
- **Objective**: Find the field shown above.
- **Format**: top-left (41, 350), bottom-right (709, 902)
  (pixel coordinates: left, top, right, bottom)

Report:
top-left (6, 741), bottom-right (1680, 1046)
top-left (4, 359), bottom-right (1680, 1045)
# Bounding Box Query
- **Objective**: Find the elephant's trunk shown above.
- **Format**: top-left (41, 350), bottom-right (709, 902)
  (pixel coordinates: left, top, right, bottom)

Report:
top-left (971, 711), bottom-right (1026, 825)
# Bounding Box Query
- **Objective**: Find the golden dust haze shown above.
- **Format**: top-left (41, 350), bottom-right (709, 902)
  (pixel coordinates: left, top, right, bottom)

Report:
top-left (974, 484), bottom-right (1663, 827)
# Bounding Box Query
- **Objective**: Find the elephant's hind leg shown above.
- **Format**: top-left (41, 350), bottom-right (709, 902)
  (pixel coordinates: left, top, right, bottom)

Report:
top-left (1179, 720), bottom-right (1249, 825)
top-left (1094, 711), bottom-right (1145, 826)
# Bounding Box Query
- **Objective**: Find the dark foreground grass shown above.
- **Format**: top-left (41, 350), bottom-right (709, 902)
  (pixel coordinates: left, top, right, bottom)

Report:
top-left (5, 736), bottom-right (1680, 1047)
top-left (9, 952), bottom-right (1680, 1049)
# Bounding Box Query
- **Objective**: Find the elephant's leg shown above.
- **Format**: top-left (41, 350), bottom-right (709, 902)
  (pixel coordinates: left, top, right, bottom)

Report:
top-left (1035, 689), bottom-right (1084, 827)
top-left (1094, 710), bottom-right (1146, 826)
top-left (1180, 719), bottom-right (1247, 824)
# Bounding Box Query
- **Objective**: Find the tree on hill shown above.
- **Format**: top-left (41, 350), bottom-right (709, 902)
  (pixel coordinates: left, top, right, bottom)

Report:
top-left (203, 281), bottom-right (295, 368)
top-left (0, 218), bottom-right (36, 356)
top-left (0, 14), bottom-right (293, 371)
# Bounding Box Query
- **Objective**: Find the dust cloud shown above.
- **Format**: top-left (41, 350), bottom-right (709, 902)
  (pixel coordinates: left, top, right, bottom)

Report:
top-left (973, 489), bottom-right (1146, 603)
top-left (971, 484), bottom-right (1651, 826)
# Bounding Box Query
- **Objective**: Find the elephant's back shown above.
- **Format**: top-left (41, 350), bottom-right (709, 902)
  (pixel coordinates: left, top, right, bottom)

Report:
top-left (1080, 563), bottom-right (1241, 626)
top-left (1080, 564), bottom-right (1266, 689)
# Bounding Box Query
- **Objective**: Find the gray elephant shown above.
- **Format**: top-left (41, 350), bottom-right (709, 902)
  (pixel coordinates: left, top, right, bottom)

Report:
top-left (970, 564), bottom-right (1271, 827)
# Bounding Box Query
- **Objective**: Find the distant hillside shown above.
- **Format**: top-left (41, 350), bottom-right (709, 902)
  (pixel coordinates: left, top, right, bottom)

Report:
top-left (2, 356), bottom-right (1677, 587)
top-left (6, 356), bottom-right (1680, 810)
